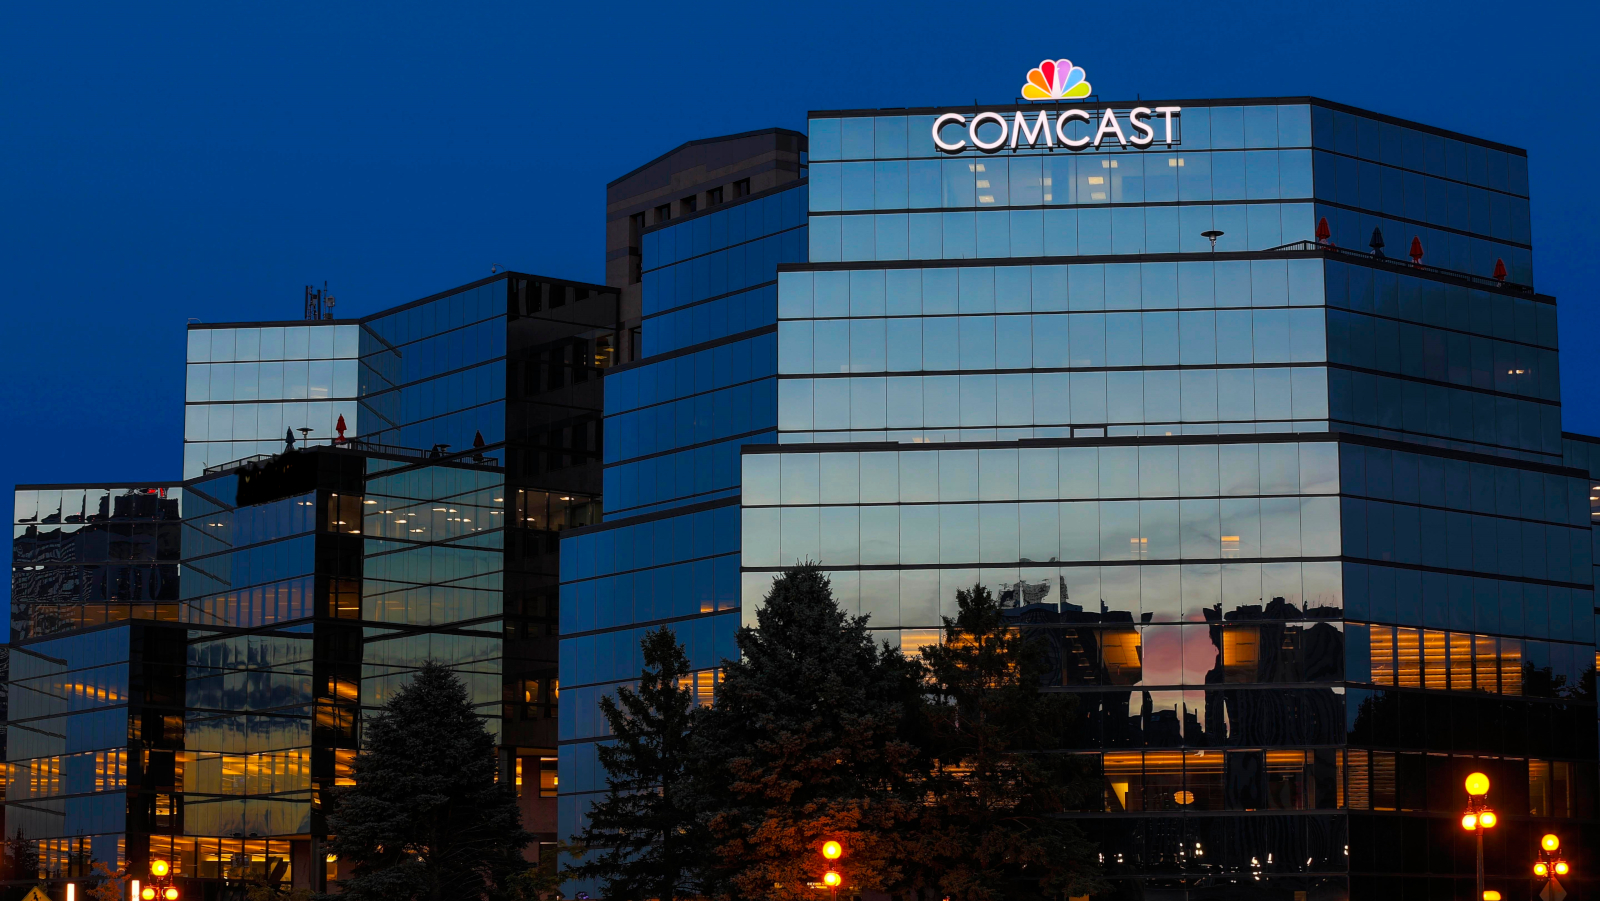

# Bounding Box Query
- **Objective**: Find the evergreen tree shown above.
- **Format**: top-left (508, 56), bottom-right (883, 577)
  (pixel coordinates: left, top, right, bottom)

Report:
top-left (321, 662), bottom-right (530, 901)
top-left (566, 627), bottom-right (703, 901)
top-left (691, 565), bottom-right (925, 901)
top-left (906, 584), bottom-right (1103, 901)
top-left (5, 828), bottom-right (39, 883)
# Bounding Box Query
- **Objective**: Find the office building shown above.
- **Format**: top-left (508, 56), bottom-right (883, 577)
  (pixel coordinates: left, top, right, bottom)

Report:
top-left (10, 271), bottom-right (619, 893)
top-left (10, 73), bottom-right (1598, 900)
top-left (562, 94), bottom-right (1598, 899)
top-left (556, 129), bottom-right (808, 863)
top-left (9, 483), bottom-right (185, 878)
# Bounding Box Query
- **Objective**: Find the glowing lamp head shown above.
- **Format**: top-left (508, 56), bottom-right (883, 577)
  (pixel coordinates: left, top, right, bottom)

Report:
top-left (150, 859), bottom-right (170, 878)
top-left (1461, 813), bottom-right (1479, 830)
top-left (1483, 892), bottom-right (1502, 901)
top-left (1478, 810), bottom-right (1497, 828)
top-left (822, 840), bottom-right (842, 860)
top-left (823, 871), bottom-right (841, 888)
top-left (1534, 862), bottom-right (1550, 877)
top-left (163, 889), bottom-right (179, 901)
top-left (1555, 861), bottom-right (1569, 876)
top-left (1465, 772), bottom-right (1490, 797)
top-left (1542, 833), bottom-right (1561, 852)
top-left (141, 888), bottom-right (157, 901)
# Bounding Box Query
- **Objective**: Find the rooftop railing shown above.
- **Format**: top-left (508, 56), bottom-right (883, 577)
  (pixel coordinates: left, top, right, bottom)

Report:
top-left (1266, 240), bottom-right (1534, 294)
top-left (201, 437), bottom-right (498, 475)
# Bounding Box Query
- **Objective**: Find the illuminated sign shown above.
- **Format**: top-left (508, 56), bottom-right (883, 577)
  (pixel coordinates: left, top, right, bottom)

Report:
top-left (1022, 59), bottom-right (1091, 100)
top-left (931, 59), bottom-right (1180, 153)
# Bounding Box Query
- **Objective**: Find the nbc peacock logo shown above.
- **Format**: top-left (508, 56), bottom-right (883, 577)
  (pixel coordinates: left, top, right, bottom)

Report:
top-left (1022, 59), bottom-right (1091, 100)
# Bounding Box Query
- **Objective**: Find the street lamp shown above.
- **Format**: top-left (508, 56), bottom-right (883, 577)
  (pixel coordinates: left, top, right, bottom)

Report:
top-left (1535, 833), bottom-right (1571, 893)
top-left (820, 840), bottom-right (843, 901)
top-left (139, 859), bottom-right (178, 901)
top-left (1461, 773), bottom-right (1496, 901)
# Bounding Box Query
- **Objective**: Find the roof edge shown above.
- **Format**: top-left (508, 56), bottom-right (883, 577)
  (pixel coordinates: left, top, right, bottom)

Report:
top-left (607, 127), bottom-right (808, 189)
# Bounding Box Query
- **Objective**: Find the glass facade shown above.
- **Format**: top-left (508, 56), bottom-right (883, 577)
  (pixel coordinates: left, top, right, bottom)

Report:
top-left (808, 103), bottom-right (1532, 285)
top-left (736, 100), bottom-right (1592, 899)
top-left (556, 182), bottom-right (806, 861)
top-left (10, 269), bottom-right (617, 892)
top-left (184, 323), bottom-right (361, 479)
top-left (177, 446), bottom-right (521, 887)
top-left (9, 484), bottom-right (185, 877)
top-left (178, 449), bottom-right (367, 885)
top-left (7, 96), bottom-right (1590, 900)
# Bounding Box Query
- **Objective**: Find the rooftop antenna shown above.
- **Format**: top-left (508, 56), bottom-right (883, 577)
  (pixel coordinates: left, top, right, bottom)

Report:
top-left (304, 283), bottom-right (325, 321)
top-left (1201, 230), bottom-right (1224, 251)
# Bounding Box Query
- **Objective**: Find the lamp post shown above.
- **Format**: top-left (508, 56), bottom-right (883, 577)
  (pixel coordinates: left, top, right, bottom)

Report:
top-left (821, 840), bottom-right (843, 901)
top-left (137, 859), bottom-right (179, 901)
top-left (1460, 772), bottom-right (1496, 901)
top-left (1534, 833), bottom-right (1571, 901)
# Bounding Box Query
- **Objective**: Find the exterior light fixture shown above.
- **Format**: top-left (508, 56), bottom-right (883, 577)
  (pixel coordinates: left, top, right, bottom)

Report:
top-left (823, 872), bottom-right (841, 887)
top-left (1465, 772), bottom-right (1490, 797)
top-left (1462, 772), bottom-right (1495, 900)
top-left (822, 840), bottom-right (841, 860)
top-left (1535, 832), bottom-right (1571, 880)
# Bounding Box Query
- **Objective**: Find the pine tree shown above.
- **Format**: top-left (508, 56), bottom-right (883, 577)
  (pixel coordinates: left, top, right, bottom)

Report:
top-left (321, 662), bottom-right (530, 901)
top-left (566, 627), bottom-right (703, 901)
top-left (691, 565), bottom-right (925, 901)
top-left (6, 828), bottom-right (39, 883)
top-left (906, 584), bottom-right (1104, 901)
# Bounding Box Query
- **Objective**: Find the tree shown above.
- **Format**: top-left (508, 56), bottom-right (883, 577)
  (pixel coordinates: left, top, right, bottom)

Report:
top-left (84, 861), bottom-right (128, 901)
top-left (905, 584), bottom-right (1104, 901)
top-left (691, 565), bottom-right (926, 901)
top-left (5, 828), bottom-right (39, 883)
top-left (566, 627), bottom-right (703, 901)
top-left (321, 661), bottom-right (530, 901)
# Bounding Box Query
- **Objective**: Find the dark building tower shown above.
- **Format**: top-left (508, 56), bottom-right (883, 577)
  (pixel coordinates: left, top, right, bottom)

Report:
top-left (354, 272), bottom-right (619, 842)
top-left (173, 272), bottom-right (620, 891)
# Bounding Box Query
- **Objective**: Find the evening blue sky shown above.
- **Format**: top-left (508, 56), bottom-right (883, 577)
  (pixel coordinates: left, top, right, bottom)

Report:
top-left (3, 0), bottom-right (1596, 614)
